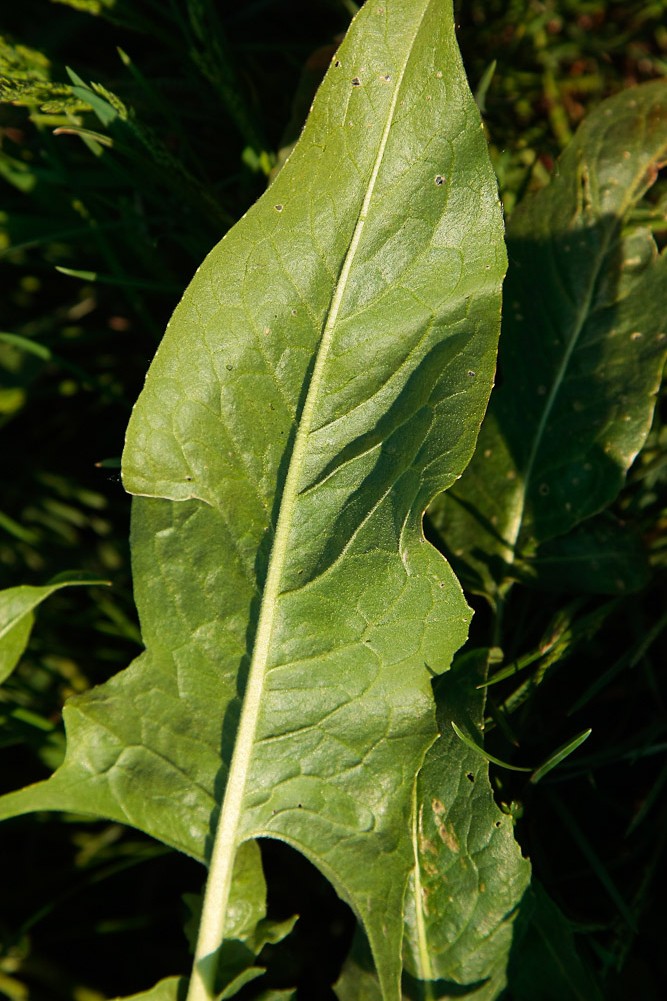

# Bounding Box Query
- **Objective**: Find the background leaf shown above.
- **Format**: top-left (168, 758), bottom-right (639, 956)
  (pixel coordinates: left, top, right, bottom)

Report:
top-left (112, 977), bottom-right (186, 1001)
top-left (0, 1), bottom-right (505, 997)
top-left (433, 80), bottom-right (667, 598)
top-left (0, 571), bottom-right (109, 683)
top-left (513, 515), bottom-right (650, 595)
top-left (506, 883), bottom-right (604, 1001)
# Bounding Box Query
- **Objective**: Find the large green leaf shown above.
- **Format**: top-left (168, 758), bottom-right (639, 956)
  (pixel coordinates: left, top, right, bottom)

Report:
top-left (0, 1), bottom-right (505, 997)
top-left (402, 652), bottom-right (530, 998)
top-left (434, 80), bottom-right (667, 597)
top-left (335, 652), bottom-right (530, 1001)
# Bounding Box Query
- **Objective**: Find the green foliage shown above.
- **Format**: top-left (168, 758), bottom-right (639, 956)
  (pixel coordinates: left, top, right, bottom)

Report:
top-left (402, 652), bottom-right (530, 998)
top-left (3, 2), bottom-right (509, 996)
top-left (507, 883), bottom-right (604, 1001)
top-left (434, 81), bottom-right (667, 605)
top-left (0, 36), bottom-right (91, 115)
top-left (1, 1), bottom-right (665, 1000)
top-left (0, 571), bottom-right (108, 682)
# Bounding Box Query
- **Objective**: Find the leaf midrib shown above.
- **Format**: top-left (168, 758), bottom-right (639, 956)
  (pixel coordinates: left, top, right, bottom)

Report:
top-left (410, 789), bottom-right (436, 994)
top-left (187, 6), bottom-right (431, 997)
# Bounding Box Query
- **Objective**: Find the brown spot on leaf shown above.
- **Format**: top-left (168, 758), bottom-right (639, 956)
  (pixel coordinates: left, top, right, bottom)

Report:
top-left (437, 822), bottom-right (460, 853)
top-left (420, 835), bottom-right (438, 856)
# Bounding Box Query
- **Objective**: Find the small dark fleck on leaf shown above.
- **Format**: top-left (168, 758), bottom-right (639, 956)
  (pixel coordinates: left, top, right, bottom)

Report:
top-left (226, 364), bottom-right (233, 371)
top-left (352, 77), bottom-right (361, 87)
top-left (334, 59), bottom-right (341, 68)
top-left (467, 370), bottom-right (476, 377)
top-left (466, 772), bottom-right (475, 782)
top-left (495, 820), bottom-right (502, 828)
top-left (274, 204), bottom-right (283, 212)
top-left (434, 174), bottom-right (445, 185)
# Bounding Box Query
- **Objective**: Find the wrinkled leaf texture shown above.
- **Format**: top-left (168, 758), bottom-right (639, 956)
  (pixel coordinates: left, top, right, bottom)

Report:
top-left (336, 652), bottom-right (531, 1000)
top-left (402, 652), bottom-right (530, 997)
top-left (0, 1), bottom-right (506, 997)
top-left (433, 80), bottom-right (667, 596)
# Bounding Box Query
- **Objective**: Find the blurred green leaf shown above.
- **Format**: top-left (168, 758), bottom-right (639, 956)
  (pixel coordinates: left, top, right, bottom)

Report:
top-left (55, 265), bottom-right (181, 291)
top-left (0, 572), bottom-right (109, 683)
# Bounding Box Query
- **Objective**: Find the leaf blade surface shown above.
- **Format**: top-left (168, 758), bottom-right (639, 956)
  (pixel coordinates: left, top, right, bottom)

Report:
top-left (0, 2), bottom-right (505, 996)
top-left (335, 653), bottom-right (531, 1001)
top-left (402, 652), bottom-right (530, 998)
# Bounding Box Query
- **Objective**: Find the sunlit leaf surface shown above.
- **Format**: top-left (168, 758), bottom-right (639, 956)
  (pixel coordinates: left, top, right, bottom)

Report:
top-left (0, 2), bottom-right (505, 996)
